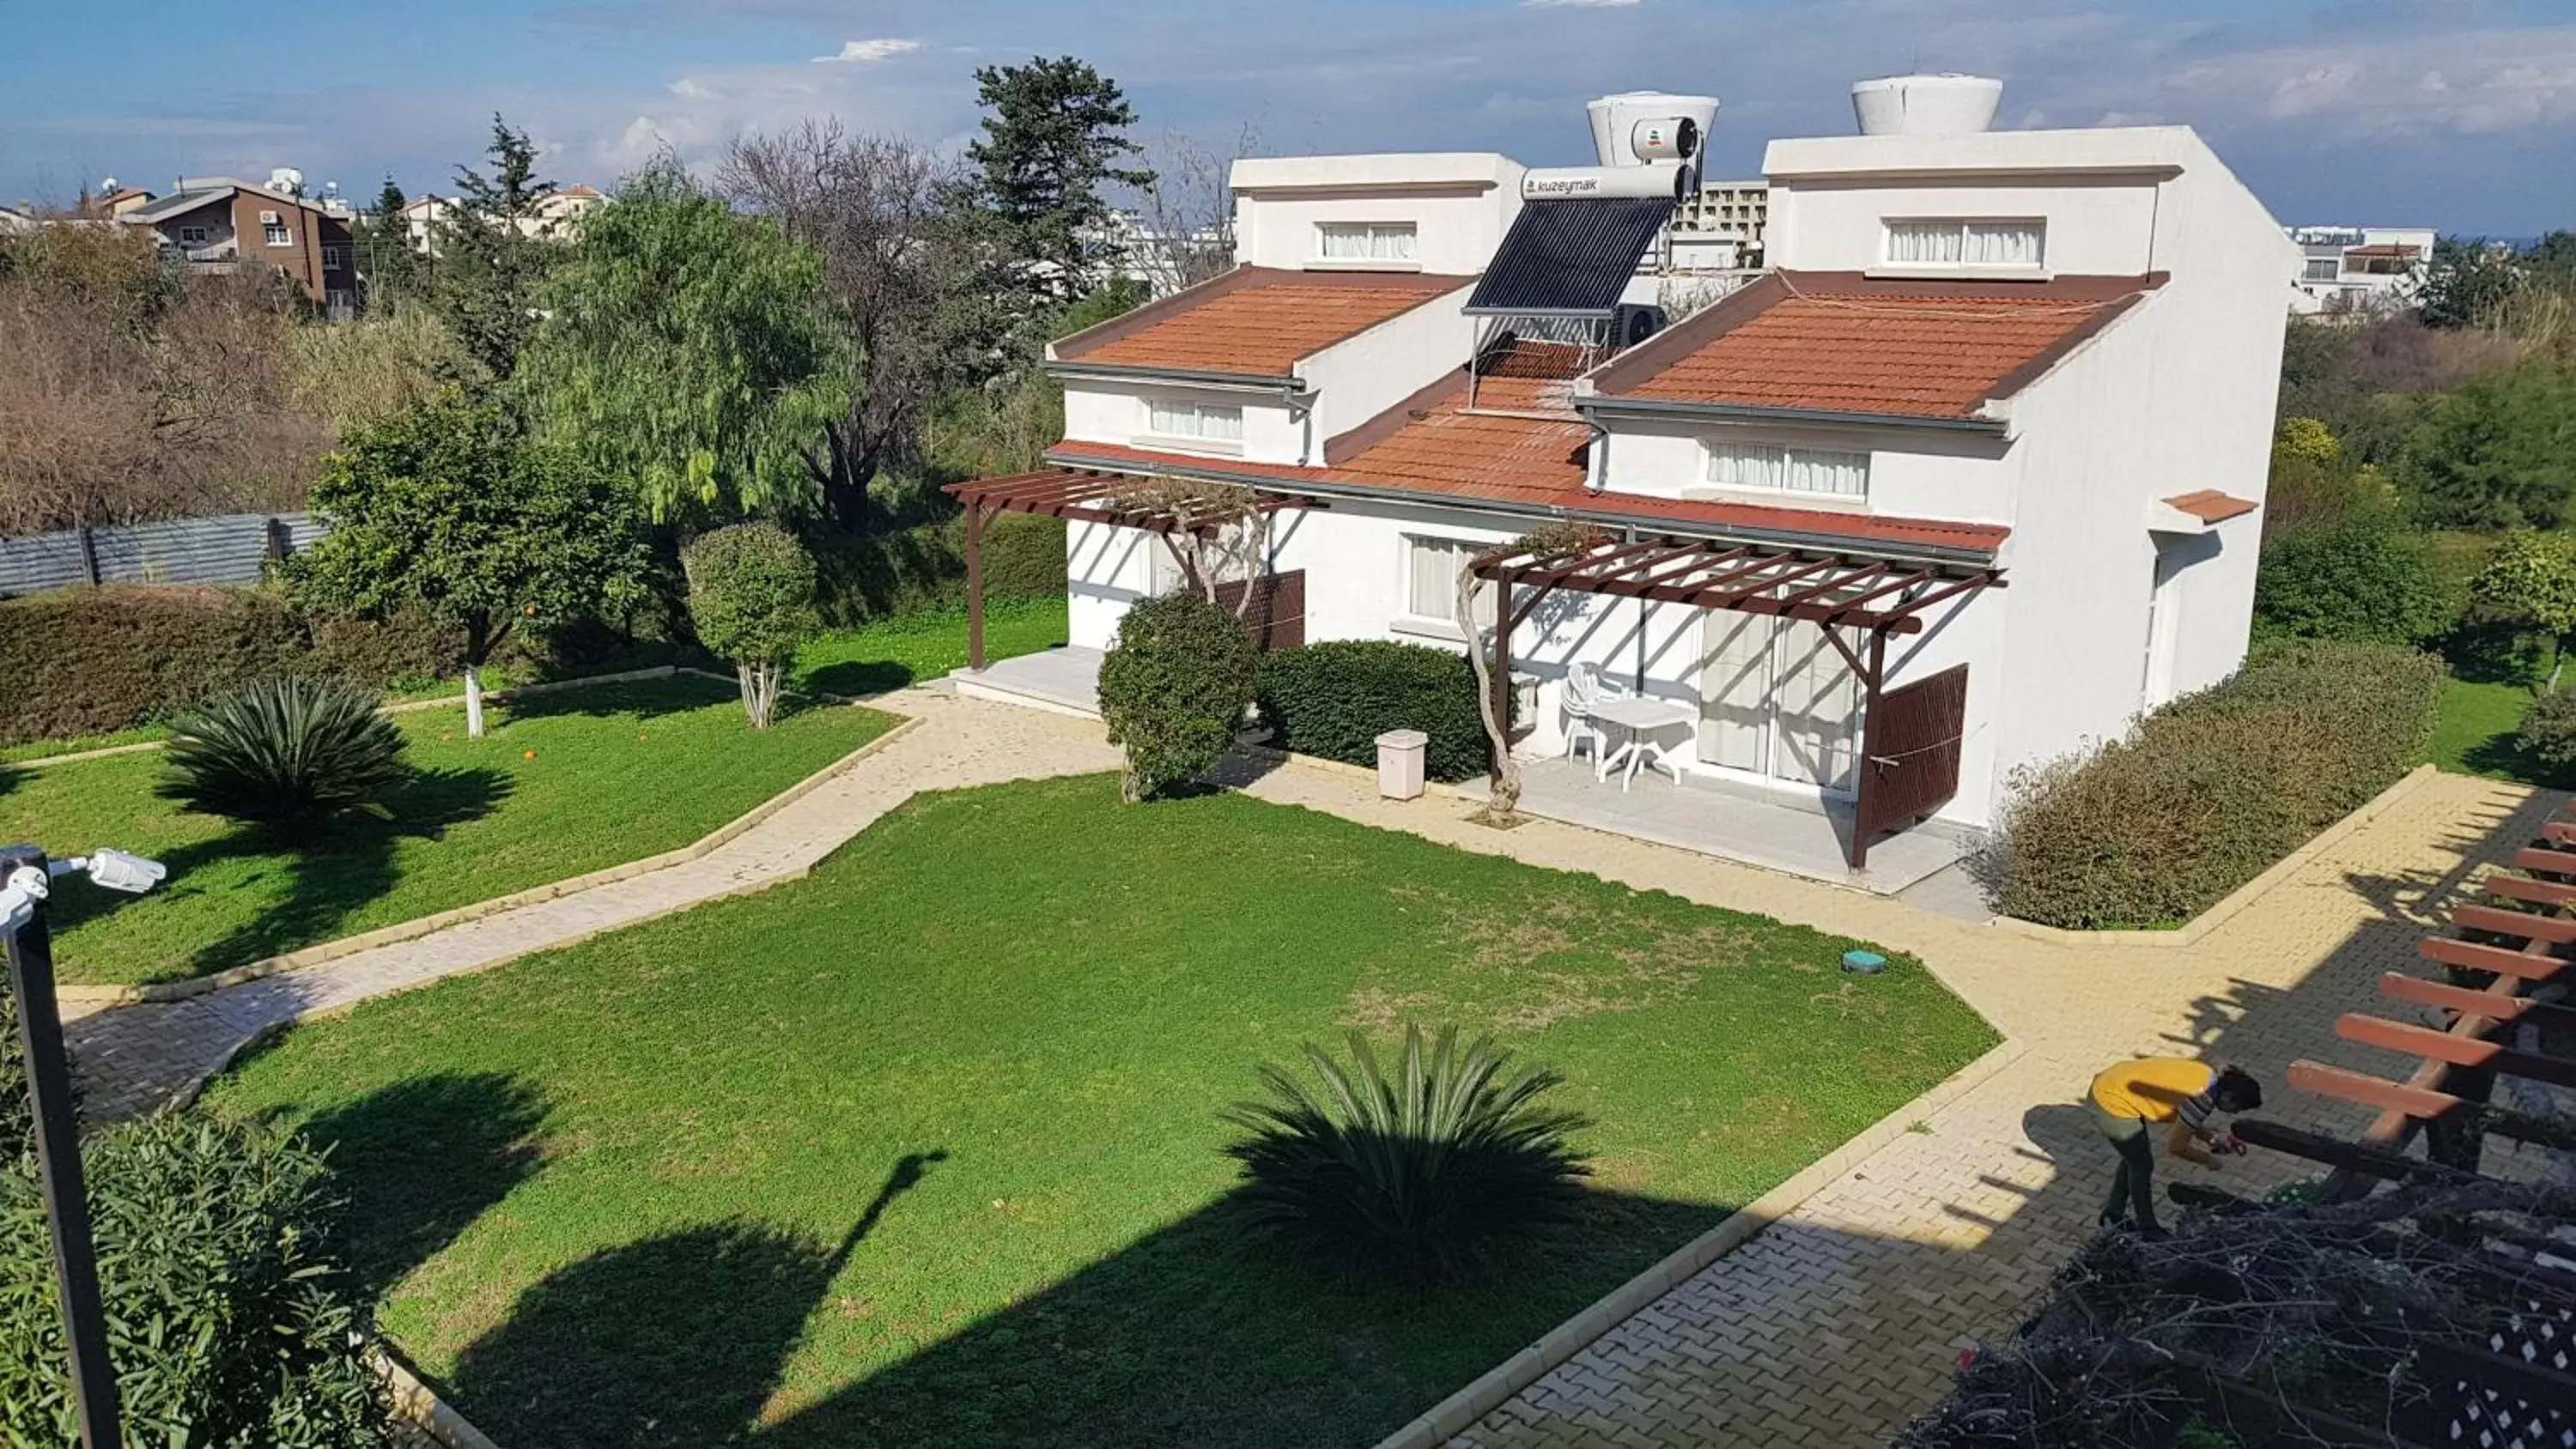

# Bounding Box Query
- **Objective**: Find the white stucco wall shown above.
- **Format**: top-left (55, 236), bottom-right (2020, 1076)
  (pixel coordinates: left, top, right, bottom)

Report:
top-left (1767, 178), bottom-right (2162, 276)
top-left (1230, 153), bottom-right (1525, 276)
top-left (1302, 287), bottom-right (1479, 450)
top-left (1060, 380), bottom-right (1306, 466)
top-left (1595, 415), bottom-right (2017, 530)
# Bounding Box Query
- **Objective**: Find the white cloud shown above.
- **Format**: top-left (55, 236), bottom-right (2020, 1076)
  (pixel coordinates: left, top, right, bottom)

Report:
top-left (811, 38), bottom-right (921, 64)
top-left (667, 76), bottom-right (720, 100)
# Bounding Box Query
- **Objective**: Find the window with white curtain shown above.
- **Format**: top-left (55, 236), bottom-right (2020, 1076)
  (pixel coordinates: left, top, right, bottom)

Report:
top-left (1317, 221), bottom-right (1419, 264)
top-left (1704, 443), bottom-right (1870, 498)
top-left (1144, 398), bottom-right (1244, 448)
top-left (1403, 536), bottom-right (1493, 631)
top-left (1884, 218), bottom-right (2047, 270)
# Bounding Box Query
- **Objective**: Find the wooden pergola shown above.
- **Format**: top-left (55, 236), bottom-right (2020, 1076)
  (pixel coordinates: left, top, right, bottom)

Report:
top-left (942, 469), bottom-right (1322, 670)
top-left (1468, 534), bottom-right (2006, 869)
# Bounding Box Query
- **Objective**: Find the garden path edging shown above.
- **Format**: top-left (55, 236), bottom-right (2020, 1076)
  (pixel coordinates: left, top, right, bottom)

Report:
top-left (375, 1344), bottom-right (504, 1449)
top-left (1370, 1034), bottom-right (2029, 1449)
top-left (1989, 763), bottom-right (2442, 949)
top-left (56, 712), bottom-right (923, 1008)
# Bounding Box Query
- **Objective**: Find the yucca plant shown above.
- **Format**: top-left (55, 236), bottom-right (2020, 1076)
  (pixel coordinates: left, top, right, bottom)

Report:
top-left (1223, 1024), bottom-right (1593, 1280)
top-left (155, 676), bottom-right (410, 835)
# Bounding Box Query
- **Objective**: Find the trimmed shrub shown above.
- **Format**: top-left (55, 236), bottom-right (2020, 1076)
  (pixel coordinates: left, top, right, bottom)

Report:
top-left (2519, 690), bottom-right (2576, 771)
top-left (1984, 640), bottom-right (2443, 930)
top-left (2254, 513), bottom-right (2458, 645)
top-left (156, 676), bottom-right (410, 834)
top-left (0, 586), bottom-right (308, 746)
top-left (1096, 591), bottom-right (1257, 801)
top-left (0, 1113), bottom-right (395, 1446)
top-left (683, 523), bottom-right (820, 730)
top-left (1223, 1025), bottom-right (1593, 1280)
top-left (1257, 640), bottom-right (1488, 781)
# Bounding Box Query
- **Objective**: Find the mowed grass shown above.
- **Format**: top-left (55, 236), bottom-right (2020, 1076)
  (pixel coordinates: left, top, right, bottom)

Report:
top-left (795, 595), bottom-right (1067, 699)
top-left (2430, 671), bottom-right (2576, 788)
top-left (207, 774), bottom-right (1997, 1449)
top-left (0, 677), bottom-right (890, 985)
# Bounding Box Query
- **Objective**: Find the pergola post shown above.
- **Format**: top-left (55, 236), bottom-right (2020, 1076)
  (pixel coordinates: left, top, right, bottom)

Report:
top-left (1850, 627), bottom-right (1888, 872)
top-left (964, 501), bottom-right (987, 673)
top-left (1488, 569), bottom-right (1515, 787)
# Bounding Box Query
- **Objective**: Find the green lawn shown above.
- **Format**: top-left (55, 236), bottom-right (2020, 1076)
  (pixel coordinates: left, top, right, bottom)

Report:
top-left (0, 678), bottom-right (890, 986)
top-left (207, 775), bottom-right (1996, 1449)
top-left (2431, 673), bottom-right (2576, 788)
top-left (794, 595), bottom-right (1067, 698)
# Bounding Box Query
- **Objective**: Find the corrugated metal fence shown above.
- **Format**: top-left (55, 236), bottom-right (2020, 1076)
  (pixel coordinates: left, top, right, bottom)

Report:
top-left (0, 513), bottom-right (325, 597)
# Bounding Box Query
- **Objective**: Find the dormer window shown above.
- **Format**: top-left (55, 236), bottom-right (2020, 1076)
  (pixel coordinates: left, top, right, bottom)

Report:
top-left (1143, 398), bottom-right (1245, 454)
top-left (1883, 218), bottom-right (2046, 272)
top-left (1315, 221), bottom-right (1418, 268)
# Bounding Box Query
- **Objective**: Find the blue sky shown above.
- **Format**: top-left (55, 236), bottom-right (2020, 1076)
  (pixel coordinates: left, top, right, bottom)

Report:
top-left (6, 0), bottom-right (2573, 233)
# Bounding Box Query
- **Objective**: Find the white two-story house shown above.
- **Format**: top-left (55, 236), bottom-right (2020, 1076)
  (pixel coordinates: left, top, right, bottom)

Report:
top-left (949, 81), bottom-right (2299, 890)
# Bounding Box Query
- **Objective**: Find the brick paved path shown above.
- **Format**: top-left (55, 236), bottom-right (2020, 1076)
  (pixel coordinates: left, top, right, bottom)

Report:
top-left (64, 691), bottom-right (2555, 1446)
top-left (65, 690), bottom-right (1121, 1120)
top-left (1241, 765), bottom-right (2556, 1447)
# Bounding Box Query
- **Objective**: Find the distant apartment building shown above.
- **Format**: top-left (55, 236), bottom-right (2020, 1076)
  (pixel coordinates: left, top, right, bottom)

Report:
top-left (398, 183), bottom-right (605, 253)
top-left (2287, 225), bottom-right (2436, 315)
top-left (1668, 178), bottom-right (1769, 271)
top-left (118, 177), bottom-right (360, 314)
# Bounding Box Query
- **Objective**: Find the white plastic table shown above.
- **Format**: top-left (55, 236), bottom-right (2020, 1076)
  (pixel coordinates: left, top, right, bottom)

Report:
top-left (1588, 695), bottom-right (1695, 790)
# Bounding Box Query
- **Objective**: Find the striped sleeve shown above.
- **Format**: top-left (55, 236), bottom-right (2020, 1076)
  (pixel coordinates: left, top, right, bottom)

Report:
top-left (2176, 1089), bottom-right (2216, 1132)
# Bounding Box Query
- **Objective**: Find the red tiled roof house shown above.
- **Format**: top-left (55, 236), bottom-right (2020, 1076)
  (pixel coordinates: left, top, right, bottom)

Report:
top-left (952, 102), bottom-right (2297, 879)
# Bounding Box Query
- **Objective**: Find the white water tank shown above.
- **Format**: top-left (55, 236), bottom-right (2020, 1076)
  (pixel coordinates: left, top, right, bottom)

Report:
top-left (1850, 74), bottom-right (2003, 137)
top-left (1588, 91), bottom-right (1721, 168)
top-left (267, 166), bottom-right (306, 197)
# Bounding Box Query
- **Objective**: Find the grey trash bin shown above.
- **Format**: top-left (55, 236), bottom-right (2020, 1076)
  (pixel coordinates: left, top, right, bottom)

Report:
top-left (1376, 729), bottom-right (1429, 801)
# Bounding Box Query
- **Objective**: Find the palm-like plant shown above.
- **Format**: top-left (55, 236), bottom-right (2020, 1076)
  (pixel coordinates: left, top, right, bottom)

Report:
top-left (1223, 1024), bottom-right (1593, 1280)
top-left (156, 676), bottom-right (410, 834)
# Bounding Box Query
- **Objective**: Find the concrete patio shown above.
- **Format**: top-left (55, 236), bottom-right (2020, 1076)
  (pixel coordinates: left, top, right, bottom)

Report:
top-left (954, 645), bottom-right (1103, 718)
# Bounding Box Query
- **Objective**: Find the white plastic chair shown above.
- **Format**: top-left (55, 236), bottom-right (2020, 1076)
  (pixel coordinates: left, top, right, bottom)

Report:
top-left (1561, 663), bottom-right (1631, 765)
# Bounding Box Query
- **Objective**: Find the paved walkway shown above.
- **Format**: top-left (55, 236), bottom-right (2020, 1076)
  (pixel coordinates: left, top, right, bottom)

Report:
top-left (62, 692), bottom-right (2556, 1445)
top-left (1240, 762), bottom-right (2555, 1447)
top-left (64, 690), bottom-right (1122, 1120)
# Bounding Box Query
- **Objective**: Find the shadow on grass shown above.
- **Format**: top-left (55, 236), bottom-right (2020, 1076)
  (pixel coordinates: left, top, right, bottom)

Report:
top-left (2460, 729), bottom-right (2576, 789)
top-left (443, 1182), bottom-right (1724, 1449)
top-left (801, 660), bottom-right (916, 699)
top-left (288, 1072), bottom-right (551, 1302)
top-left (447, 1151), bottom-right (945, 1449)
top-left (487, 675), bottom-right (738, 724)
top-left (44, 766), bottom-right (513, 982)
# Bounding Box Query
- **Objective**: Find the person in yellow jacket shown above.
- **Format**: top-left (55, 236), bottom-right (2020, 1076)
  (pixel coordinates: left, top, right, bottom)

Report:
top-left (2088, 1057), bottom-right (2263, 1239)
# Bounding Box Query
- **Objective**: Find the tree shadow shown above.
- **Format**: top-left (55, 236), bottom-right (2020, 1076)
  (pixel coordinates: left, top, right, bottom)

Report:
top-left (447, 1150), bottom-right (945, 1449)
top-left (485, 674), bottom-right (738, 724)
top-left (286, 1071), bottom-right (550, 1303)
top-left (750, 1189), bottom-right (1730, 1449)
top-left (46, 766), bottom-right (514, 981)
top-left (2463, 728), bottom-right (2576, 790)
top-left (800, 659), bottom-right (914, 699)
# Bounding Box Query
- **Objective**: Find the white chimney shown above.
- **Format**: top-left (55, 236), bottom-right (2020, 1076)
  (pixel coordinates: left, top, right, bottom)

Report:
top-left (1850, 75), bottom-right (2003, 137)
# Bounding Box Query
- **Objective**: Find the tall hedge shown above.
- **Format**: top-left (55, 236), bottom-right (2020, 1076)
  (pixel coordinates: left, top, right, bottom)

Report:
top-left (1097, 591), bottom-right (1257, 800)
top-left (809, 512), bottom-right (1066, 626)
top-left (1257, 640), bottom-right (1488, 781)
top-left (1985, 640), bottom-right (2443, 930)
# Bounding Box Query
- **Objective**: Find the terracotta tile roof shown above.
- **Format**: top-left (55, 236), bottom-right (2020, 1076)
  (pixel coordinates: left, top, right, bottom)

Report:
top-left (1591, 270), bottom-right (2162, 421)
top-left (2163, 489), bottom-right (2260, 524)
top-left (1053, 266), bottom-right (1469, 379)
top-left (1046, 412), bottom-right (2009, 559)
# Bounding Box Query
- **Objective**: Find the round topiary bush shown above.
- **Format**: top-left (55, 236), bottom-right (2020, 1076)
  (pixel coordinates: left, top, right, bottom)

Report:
top-left (1256, 640), bottom-right (1488, 781)
top-left (2518, 689), bottom-right (2576, 772)
top-left (683, 522), bottom-right (821, 730)
top-left (1223, 1025), bottom-right (1593, 1281)
top-left (155, 676), bottom-right (410, 835)
top-left (1096, 591), bottom-right (1257, 801)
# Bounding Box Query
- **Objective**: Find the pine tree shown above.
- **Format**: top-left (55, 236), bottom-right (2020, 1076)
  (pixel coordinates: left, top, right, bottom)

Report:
top-left (963, 57), bottom-right (1155, 306)
top-left (428, 114), bottom-right (562, 374)
top-left (356, 173), bottom-right (417, 303)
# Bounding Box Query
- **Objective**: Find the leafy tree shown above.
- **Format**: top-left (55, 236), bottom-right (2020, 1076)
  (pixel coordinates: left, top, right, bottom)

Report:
top-left (2418, 236), bottom-right (2524, 330)
top-left (354, 173), bottom-right (419, 301)
top-left (294, 393), bottom-right (654, 736)
top-left (2253, 512), bottom-right (2454, 646)
top-left (683, 523), bottom-right (819, 730)
top-left (426, 114), bottom-right (561, 374)
top-left (2470, 530), bottom-right (2576, 689)
top-left (963, 56), bottom-right (1155, 305)
top-left (2399, 361), bottom-right (2576, 530)
top-left (1096, 590), bottom-right (1255, 800)
top-left (519, 161), bottom-right (847, 524)
top-left (721, 121), bottom-right (1010, 530)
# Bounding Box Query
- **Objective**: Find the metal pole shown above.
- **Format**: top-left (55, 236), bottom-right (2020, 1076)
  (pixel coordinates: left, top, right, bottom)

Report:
top-left (3, 845), bottom-right (123, 1449)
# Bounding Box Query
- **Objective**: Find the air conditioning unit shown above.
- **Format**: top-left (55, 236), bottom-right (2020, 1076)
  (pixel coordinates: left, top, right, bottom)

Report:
top-left (1612, 303), bottom-right (1668, 349)
top-left (258, 209), bottom-right (281, 224)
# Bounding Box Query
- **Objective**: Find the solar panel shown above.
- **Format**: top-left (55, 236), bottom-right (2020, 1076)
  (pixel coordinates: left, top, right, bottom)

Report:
top-left (1466, 197), bottom-right (1676, 317)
